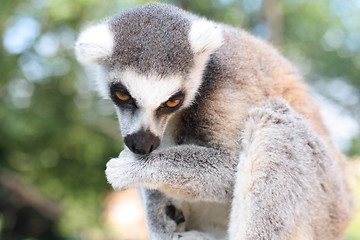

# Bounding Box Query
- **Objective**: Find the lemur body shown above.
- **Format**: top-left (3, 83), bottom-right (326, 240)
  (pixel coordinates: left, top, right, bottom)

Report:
top-left (75, 4), bottom-right (354, 239)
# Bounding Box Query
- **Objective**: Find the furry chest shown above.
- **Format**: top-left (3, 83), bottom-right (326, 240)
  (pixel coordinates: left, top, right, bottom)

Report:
top-left (182, 200), bottom-right (231, 238)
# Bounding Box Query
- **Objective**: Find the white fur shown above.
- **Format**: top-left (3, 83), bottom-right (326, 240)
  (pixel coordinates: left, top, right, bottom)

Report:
top-left (185, 201), bottom-right (230, 239)
top-left (111, 69), bottom-right (184, 109)
top-left (116, 109), bottom-right (142, 137)
top-left (185, 19), bottom-right (224, 108)
top-left (228, 122), bottom-right (260, 239)
top-left (75, 23), bottom-right (114, 63)
top-left (185, 50), bottom-right (213, 107)
top-left (110, 69), bottom-right (185, 136)
top-left (188, 19), bottom-right (223, 54)
top-left (92, 64), bottom-right (112, 99)
top-left (106, 149), bottom-right (158, 190)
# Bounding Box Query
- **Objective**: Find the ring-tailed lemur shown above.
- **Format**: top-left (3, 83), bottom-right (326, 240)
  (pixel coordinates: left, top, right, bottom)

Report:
top-left (75, 3), bottom-right (355, 240)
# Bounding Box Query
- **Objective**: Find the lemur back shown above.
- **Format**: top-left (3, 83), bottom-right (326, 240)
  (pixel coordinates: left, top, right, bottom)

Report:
top-left (76, 3), bottom-right (355, 240)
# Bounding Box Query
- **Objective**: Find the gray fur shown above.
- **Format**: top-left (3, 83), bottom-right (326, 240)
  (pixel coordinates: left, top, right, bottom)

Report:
top-left (76, 3), bottom-right (355, 240)
top-left (230, 99), bottom-right (355, 239)
top-left (108, 4), bottom-right (194, 75)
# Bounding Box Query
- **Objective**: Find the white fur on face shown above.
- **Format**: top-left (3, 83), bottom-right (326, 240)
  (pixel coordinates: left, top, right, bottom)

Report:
top-left (116, 108), bottom-right (142, 137)
top-left (110, 69), bottom-right (185, 136)
top-left (110, 69), bottom-right (184, 110)
top-left (75, 23), bottom-right (114, 64)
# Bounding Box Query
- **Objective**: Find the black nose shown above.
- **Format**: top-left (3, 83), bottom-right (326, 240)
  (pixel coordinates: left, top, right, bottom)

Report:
top-left (124, 129), bottom-right (161, 155)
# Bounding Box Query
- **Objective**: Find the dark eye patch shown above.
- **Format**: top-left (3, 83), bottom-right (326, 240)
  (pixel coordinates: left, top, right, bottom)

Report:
top-left (109, 82), bottom-right (137, 111)
top-left (156, 90), bottom-right (185, 117)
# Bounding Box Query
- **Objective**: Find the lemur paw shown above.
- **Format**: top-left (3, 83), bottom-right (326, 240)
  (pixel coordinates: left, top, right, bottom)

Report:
top-left (105, 149), bottom-right (139, 191)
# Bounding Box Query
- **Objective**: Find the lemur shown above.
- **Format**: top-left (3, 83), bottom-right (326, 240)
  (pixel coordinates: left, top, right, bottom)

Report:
top-left (75, 3), bottom-right (355, 240)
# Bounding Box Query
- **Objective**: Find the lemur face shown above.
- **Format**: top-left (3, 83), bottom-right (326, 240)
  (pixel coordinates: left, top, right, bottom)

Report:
top-left (108, 69), bottom-right (186, 154)
top-left (75, 3), bottom-right (223, 154)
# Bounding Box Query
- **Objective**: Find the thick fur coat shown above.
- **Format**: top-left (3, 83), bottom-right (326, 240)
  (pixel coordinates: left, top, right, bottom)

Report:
top-left (75, 4), bottom-right (355, 240)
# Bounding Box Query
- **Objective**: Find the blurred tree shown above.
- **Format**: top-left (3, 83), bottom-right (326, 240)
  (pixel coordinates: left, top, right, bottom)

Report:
top-left (0, 0), bottom-right (129, 236)
top-left (0, 169), bottom-right (61, 240)
top-left (0, 0), bottom-right (359, 239)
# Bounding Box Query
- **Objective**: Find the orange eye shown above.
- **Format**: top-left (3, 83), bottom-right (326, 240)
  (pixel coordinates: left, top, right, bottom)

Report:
top-left (115, 92), bottom-right (130, 101)
top-left (165, 99), bottom-right (180, 108)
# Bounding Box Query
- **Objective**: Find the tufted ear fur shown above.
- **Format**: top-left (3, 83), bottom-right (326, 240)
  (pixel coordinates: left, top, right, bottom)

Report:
top-left (75, 23), bottom-right (114, 64)
top-left (188, 19), bottom-right (223, 55)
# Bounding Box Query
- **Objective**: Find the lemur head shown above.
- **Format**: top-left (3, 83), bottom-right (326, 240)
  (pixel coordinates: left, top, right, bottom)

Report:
top-left (75, 3), bottom-right (223, 154)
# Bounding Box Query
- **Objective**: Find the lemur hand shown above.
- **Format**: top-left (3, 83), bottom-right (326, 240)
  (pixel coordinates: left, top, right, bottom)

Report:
top-left (105, 149), bottom-right (142, 191)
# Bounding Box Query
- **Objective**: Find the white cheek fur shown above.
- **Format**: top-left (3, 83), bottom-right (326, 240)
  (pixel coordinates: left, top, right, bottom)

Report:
top-left (116, 103), bottom-right (163, 138)
top-left (111, 69), bottom-right (185, 110)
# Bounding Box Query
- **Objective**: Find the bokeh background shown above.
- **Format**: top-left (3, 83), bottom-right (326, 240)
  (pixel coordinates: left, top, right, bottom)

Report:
top-left (1, 0), bottom-right (359, 239)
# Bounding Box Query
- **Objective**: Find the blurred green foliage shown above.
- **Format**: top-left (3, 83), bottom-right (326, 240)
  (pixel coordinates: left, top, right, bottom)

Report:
top-left (0, 214), bottom-right (3, 233)
top-left (0, 0), bottom-right (359, 239)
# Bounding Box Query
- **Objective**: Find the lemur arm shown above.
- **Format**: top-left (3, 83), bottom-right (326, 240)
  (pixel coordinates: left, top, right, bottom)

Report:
top-left (106, 144), bottom-right (237, 203)
top-left (229, 99), bottom-right (335, 240)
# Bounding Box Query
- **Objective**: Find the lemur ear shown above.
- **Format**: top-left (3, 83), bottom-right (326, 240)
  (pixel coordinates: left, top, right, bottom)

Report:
top-left (188, 19), bottom-right (223, 55)
top-left (75, 23), bottom-right (114, 64)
